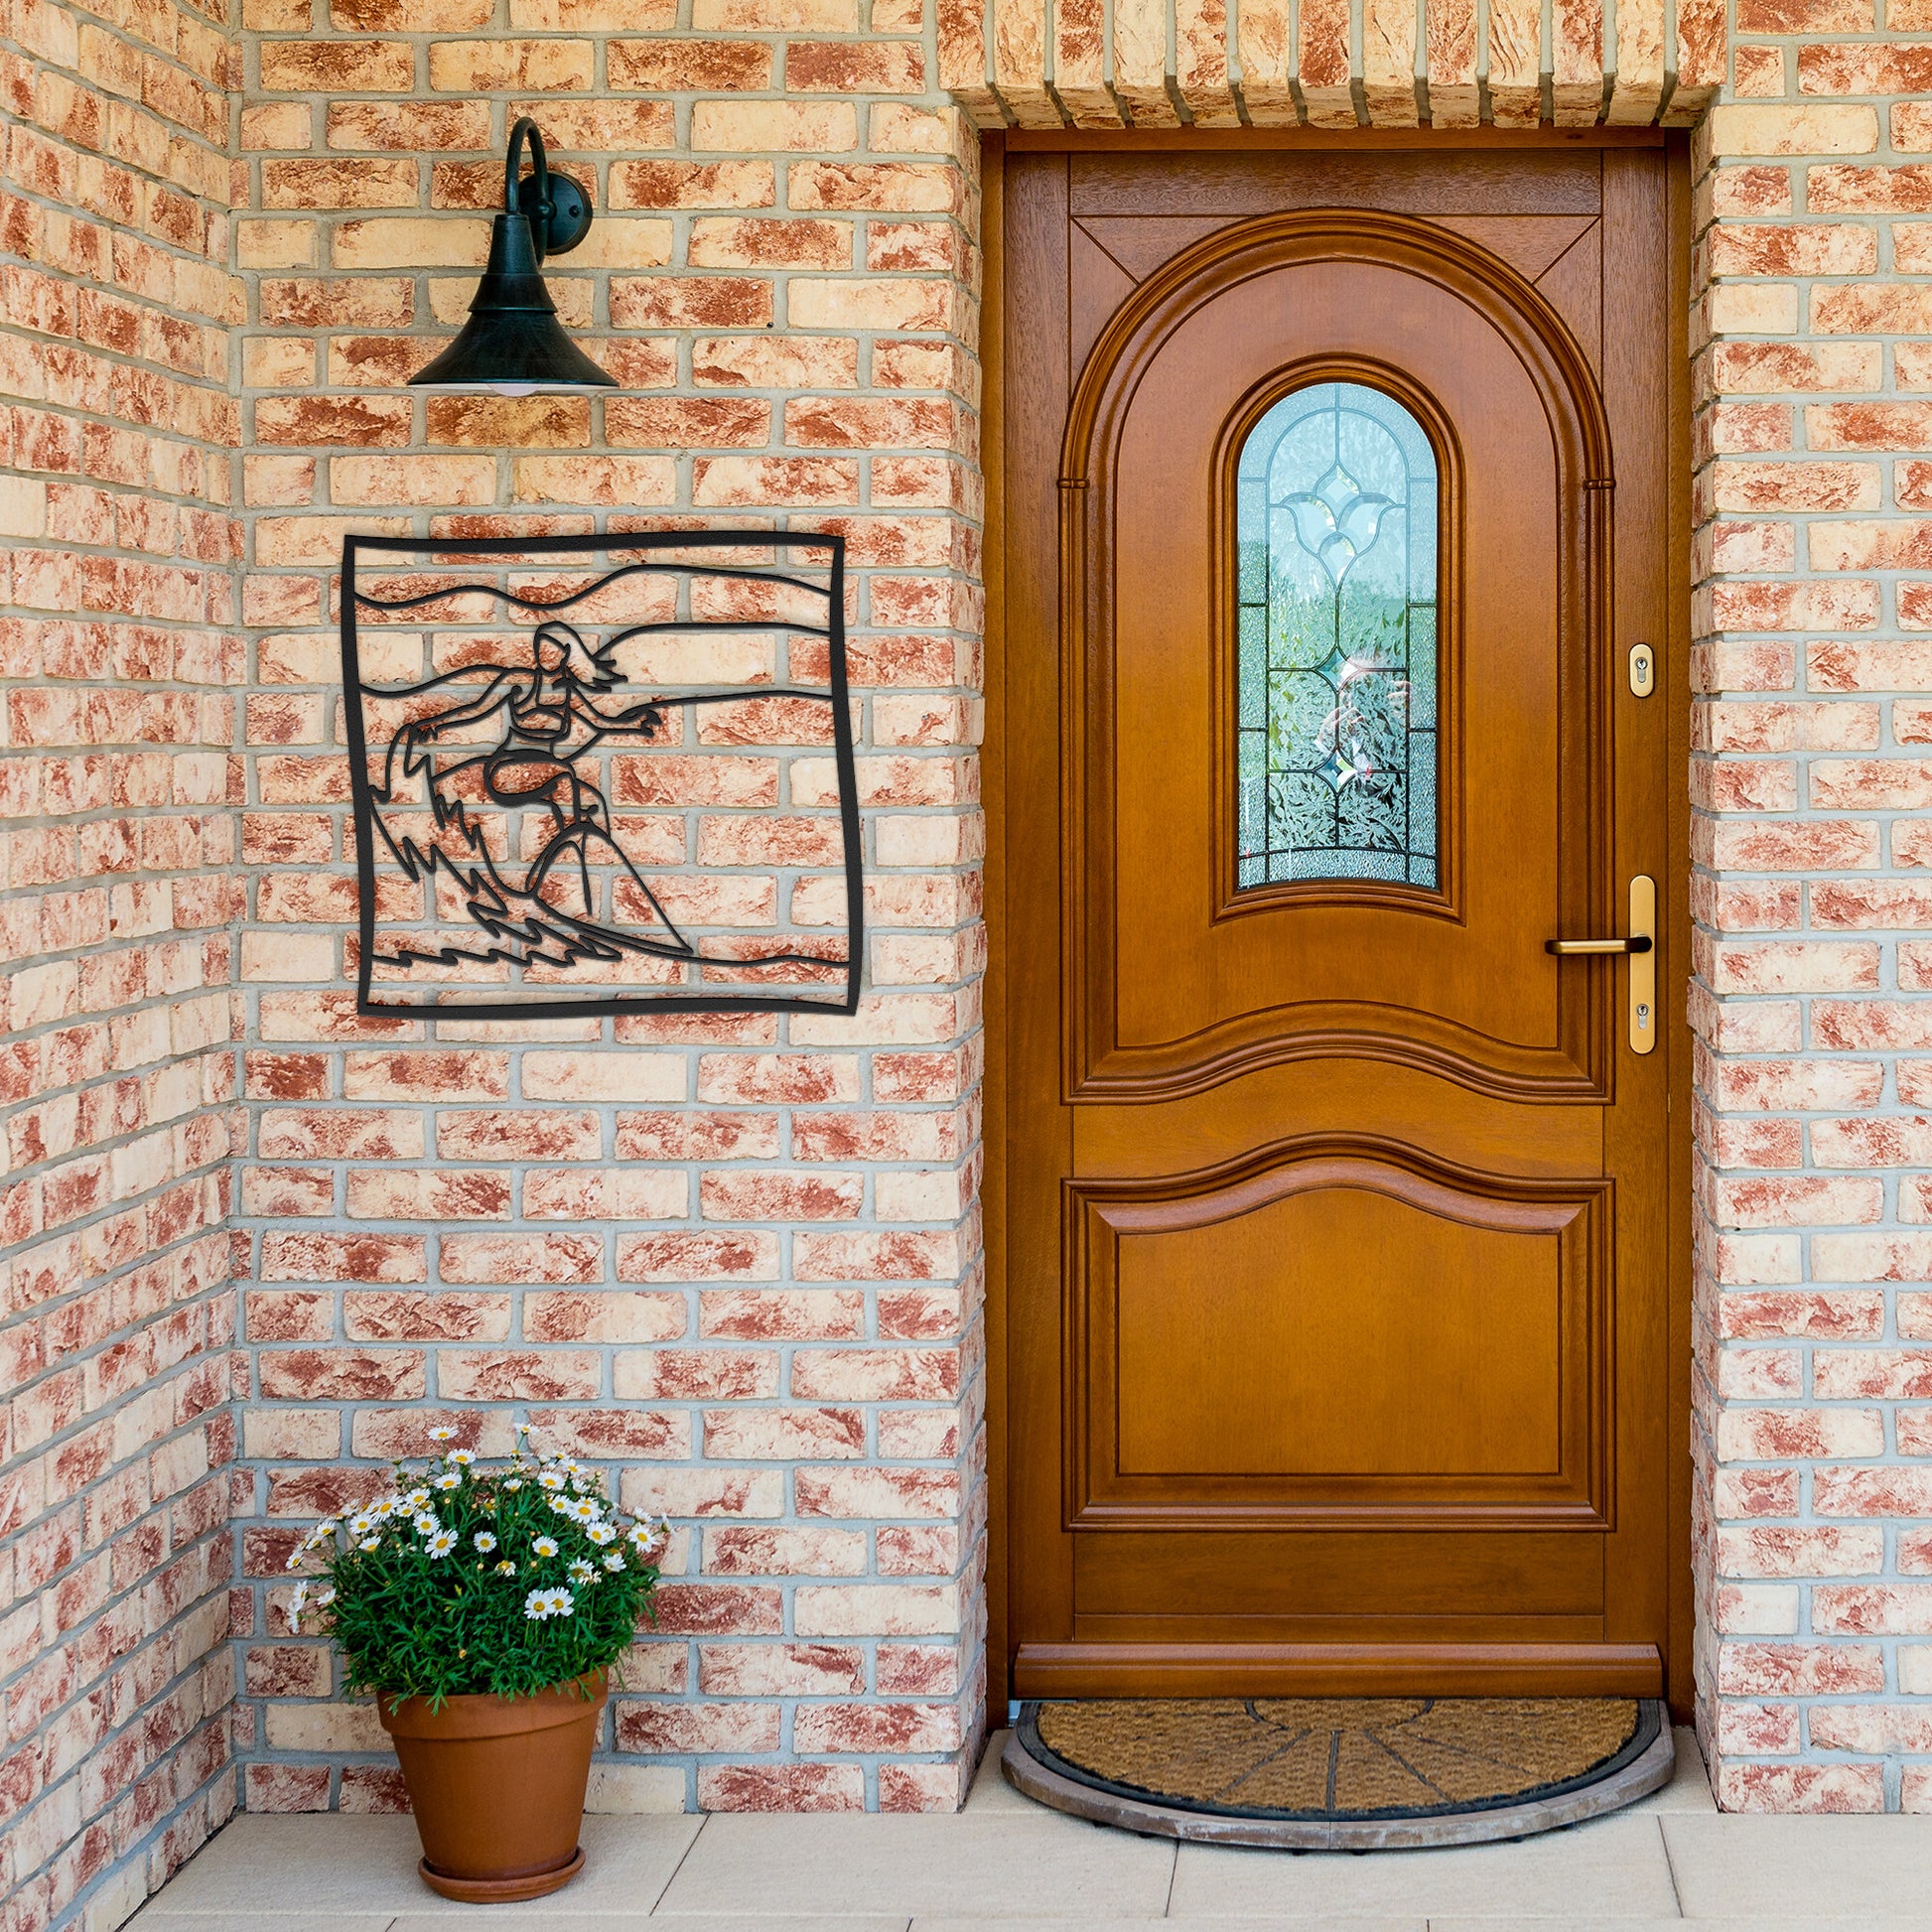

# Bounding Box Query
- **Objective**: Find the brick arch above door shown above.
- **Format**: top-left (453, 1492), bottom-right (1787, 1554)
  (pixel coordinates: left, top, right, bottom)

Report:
top-left (938, 0), bottom-right (1725, 129)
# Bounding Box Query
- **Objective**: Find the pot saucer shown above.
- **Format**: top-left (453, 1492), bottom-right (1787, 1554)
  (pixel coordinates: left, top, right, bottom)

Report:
top-left (418, 1845), bottom-right (585, 1902)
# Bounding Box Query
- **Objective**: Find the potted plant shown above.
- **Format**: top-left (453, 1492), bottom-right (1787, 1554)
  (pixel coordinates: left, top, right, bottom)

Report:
top-left (286, 1425), bottom-right (669, 1902)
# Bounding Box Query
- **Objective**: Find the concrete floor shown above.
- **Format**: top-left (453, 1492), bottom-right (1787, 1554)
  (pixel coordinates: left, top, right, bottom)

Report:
top-left (129, 1729), bottom-right (1932, 1930)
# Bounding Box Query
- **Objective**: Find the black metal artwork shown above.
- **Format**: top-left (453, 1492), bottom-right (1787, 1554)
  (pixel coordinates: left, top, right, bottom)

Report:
top-left (341, 531), bottom-right (862, 1019)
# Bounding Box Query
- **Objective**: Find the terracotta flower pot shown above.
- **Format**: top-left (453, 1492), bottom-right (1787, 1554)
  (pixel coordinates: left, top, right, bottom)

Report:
top-left (378, 1672), bottom-right (607, 1902)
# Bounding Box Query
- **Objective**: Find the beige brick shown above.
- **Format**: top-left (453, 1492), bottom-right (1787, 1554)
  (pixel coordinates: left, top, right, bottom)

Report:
top-left (427, 40), bottom-right (594, 90)
top-left (238, 219), bottom-right (317, 270)
top-left (506, 99), bottom-right (676, 148)
top-left (693, 0), bottom-right (857, 21)
top-left (330, 454), bottom-right (496, 506)
top-left (1710, 285), bottom-right (1799, 336)
top-left (610, 38), bottom-right (772, 89)
top-left (1813, 284), bottom-right (1932, 334)
top-left (694, 336), bottom-right (859, 389)
top-left (512, 455), bottom-right (677, 504)
top-left (243, 338), bottom-right (319, 389)
top-left (692, 101), bottom-right (860, 152)
top-left (334, 0), bottom-right (493, 22)
top-left (610, 160), bottom-right (774, 209)
top-left (262, 159), bottom-right (418, 209)
top-left (543, 218), bottom-right (673, 271)
top-left (259, 40), bottom-right (415, 90)
top-left (327, 100), bottom-right (493, 150)
top-left (243, 102), bottom-right (314, 150)
top-left (511, 0), bottom-right (675, 19)
top-left (1709, 104), bottom-right (1880, 156)
top-left (786, 278), bottom-right (955, 332)
top-left (689, 217), bottom-right (853, 270)
top-left (332, 217), bottom-right (489, 269)
top-left (0, 477), bottom-right (49, 539)
top-left (249, 452), bottom-right (321, 505)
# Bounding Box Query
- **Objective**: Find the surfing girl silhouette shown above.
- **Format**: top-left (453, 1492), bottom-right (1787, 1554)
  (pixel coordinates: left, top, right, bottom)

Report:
top-left (380, 620), bottom-right (695, 963)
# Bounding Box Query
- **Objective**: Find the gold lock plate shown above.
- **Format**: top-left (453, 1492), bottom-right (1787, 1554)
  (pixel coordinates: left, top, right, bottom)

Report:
top-left (1629, 874), bottom-right (1656, 1055)
top-left (1628, 641), bottom-right (1655, 698)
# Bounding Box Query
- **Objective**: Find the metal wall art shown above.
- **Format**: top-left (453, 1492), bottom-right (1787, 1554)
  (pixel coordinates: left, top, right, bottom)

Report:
top-left (341, 531), bottom-right (862, 1018)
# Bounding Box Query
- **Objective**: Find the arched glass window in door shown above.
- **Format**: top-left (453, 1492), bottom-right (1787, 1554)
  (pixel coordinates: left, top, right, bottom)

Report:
top-left (1235, 381), bottom-right (1439, 890)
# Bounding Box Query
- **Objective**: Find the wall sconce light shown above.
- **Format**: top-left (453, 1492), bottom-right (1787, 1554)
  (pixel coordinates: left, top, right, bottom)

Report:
top-left (410, 117), bottom-right (615, 397)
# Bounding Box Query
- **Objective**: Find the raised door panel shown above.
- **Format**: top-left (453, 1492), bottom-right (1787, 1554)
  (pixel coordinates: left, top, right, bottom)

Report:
top-left (1067, 1147), bottom-right (1609, 1532)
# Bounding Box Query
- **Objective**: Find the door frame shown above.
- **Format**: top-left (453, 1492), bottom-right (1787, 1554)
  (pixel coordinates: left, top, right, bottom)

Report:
top-left (980, 126), bottom-right (1697, 1720)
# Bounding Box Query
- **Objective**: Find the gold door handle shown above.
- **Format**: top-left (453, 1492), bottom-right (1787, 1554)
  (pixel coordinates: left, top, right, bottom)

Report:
top-left (1544, 877), bottom-right (1657, 1055)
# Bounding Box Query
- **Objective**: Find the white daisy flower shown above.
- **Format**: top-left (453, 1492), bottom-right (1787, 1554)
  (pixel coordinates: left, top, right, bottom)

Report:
top-left (433, 1471), bottom-right (461, 1492)
top-left (538, 1470), bottom-right (566, 1491)
top-left (315, 1586), bottom-right (336, 1608)
top-left (503, 1477), bottom-right (523, 1492)
top-left (473, 1531), bottom-right (497, 1554)
top-left (586, 1523), bottom-right (617, 1546)
top-left (414, 1512), bottom-right (439, 1536)
top-left (532, 1535), bottom-right (559, 1559)
top-left (523, 1587), bottom-right (555, 1620)
top-left (602, 1552), bottom-right (626, 1573)
top-left (447, 1449), bottom-right (476, 1466)
top-left (288, 1581), bottom-right (309, 1628)
top-left (372, 1497), bottom-right (399, 1518)
top-left (358, 1537), bottom-right (381, 1552)
top-left (284, 1549), bottom-right (303, 1573)
top-left (566, 1498), bottom-right (599, 1524)
top-left (550, 1587), bottom-right (575, 1617)
top-left (346, 1513), bottom-right (373, 1538)
top-left (429, 1426), bottom-right (457, 1443)
top-left (568, 1559), bottom-right (595, 1585)
top-left (494, 1559), bottom-right (517, 1576)
top-left (427, 1529), bottom-right (458, 1558)
top-left (404, 1488), bottom-right (430, 1510)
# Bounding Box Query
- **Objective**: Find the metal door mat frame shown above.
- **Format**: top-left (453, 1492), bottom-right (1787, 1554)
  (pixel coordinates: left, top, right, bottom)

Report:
top-left (1003, 1697), bottom-right (1673, 1850)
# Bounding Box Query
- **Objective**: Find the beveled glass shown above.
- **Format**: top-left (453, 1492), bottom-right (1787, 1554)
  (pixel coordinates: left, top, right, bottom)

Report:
top-left (1235, 381), bottom-right (1440, 891)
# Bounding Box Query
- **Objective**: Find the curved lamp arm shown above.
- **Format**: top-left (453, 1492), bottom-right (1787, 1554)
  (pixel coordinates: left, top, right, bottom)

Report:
top-left (504, 115), bottom-right (552, 261)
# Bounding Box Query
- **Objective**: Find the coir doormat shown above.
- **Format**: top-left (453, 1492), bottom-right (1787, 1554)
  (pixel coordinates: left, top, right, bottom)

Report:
top-left (1004, 1697), bottom-right (1673, 1849)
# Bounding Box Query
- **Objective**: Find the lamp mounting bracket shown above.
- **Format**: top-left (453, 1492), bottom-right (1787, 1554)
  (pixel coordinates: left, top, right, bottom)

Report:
top-left (505, 115), bottom-right (592, 260)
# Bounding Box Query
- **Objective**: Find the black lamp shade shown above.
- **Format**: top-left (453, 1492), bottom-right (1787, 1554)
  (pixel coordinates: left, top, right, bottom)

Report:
top-left (410, 120), bottom-right (615, 396)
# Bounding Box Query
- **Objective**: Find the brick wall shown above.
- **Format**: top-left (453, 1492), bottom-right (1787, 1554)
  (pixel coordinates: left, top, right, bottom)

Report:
top-left (1693, 52), bottom-right (1932, 1811)
top-left (226, 3), bottom-right (989, 1820)
top-left (22, 0), bottom-right (1932, 1900)
top-left (0, 0), bottom-right (244, 1921)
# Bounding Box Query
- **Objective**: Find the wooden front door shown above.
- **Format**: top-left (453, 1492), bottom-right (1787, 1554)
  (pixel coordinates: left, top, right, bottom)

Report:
top-left (998, 142), bottom-right (1687, 1702)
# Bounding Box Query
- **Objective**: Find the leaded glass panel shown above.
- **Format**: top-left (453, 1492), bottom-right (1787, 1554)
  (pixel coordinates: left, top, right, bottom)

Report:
top-left (1235, 381), bottom-right (1440, 891)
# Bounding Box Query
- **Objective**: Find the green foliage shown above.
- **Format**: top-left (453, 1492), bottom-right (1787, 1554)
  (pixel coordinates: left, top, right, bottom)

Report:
top-left (286, 1427), bottom-right (668, 1708)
